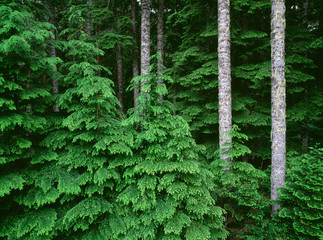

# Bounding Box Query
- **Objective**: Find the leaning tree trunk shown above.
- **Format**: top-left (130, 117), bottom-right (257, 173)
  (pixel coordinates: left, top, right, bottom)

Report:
top-left (131, 0), bottom-right (139, 108)
top-left (218, 0), bottom-right (232, 170)
top-left (157, 0), bottom-right (164, 101)
top-left (271, 0), bottom-right (286, 214)
top-left (140, 0), bottom-right (151, 96)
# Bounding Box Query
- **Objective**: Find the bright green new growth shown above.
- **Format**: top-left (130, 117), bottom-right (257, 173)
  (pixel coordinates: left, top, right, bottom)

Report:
top-left (278, 147), bottom-right (323, 239)
top-left (115, 55), bottom-right (228, 239)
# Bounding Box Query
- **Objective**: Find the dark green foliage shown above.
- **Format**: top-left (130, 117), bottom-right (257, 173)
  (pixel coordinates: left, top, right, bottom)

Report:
top-left (0, 1), bottom-right (59, 238)
top-left (115, 56), bottom-right (228, 239)
top-left (0, 0), bottom-right (322, 239)
top-left (278, 147), bottom-right (323, 239)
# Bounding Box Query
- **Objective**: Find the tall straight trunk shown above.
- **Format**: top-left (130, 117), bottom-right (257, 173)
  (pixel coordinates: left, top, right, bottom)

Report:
top-left (50, 6), bottom-right (59, 112)
top-left (87, 0), bottom-right (92, 36)
top-left (157, 0), bottom-right (164, 101)
top-left (271, 0), bottom-right (286, 214)
top-left (131, 0), bottom-right (139, 108)
top-left (218, 0), bottom-right (232, 169)
top-left (301, 0), bottom-right (309, 149)
top-left (140, 0), bottom-right (151, 95)
top-left (116, 44), bottom-right (124, 114)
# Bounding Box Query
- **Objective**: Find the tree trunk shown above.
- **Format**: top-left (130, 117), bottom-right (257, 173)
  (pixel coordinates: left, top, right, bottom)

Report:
top-left (157, 0), bottom-right (164, 101)
top-left (301, 0), bottom-right (309, 149)
top-left (50, 6), bottom-right (59, 112)
top-left (218, 0), bottom-right (232, 169)
top-left (131, 0), bottom-right (139, 108)
top-left (87, 0), bottom-right (92, 36)
top-left (140, 0), bottom-right (151, 95)
top-left (271, 0), bottom-right (286, 214)
top-left (116, 44), bottom-right (124, 114)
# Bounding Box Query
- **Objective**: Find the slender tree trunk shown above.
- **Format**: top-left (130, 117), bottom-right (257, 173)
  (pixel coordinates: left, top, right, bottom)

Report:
top-left (87, 0), bottom-right (92, 36)
top-left (218, 0), bottom-right (232, 169)
top-left (116, 44), bottom-right (124, 114)
top-left (301, 0), bottom-right (309, 149)
top-left (140, 0), bottom-right (151, 95)
top-left (131, 0), bottom-right (139, 108)
top-left (157, 0), bottom-right (164, 101)
top-left (271, 0), bottom-right (286, 214)
top-left (50, 6), bottom-right (59, 112)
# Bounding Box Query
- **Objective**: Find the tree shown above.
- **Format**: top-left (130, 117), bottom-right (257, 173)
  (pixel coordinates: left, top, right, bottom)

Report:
top-left (218, 0), bottom-right (232, 168)
top-left (117, 57), bottom-right (228, 239)
top-left (140, 0), bottom-right (151, 96)
top-left (157, 0), bottom-right (164, 101)
top-left (270, 0), bottom-right (286, 214)
top-left (132, 0), bottom-right (140, 108)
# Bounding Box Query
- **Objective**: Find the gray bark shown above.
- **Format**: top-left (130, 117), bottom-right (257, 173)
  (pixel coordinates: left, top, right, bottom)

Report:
top-left (218, 0), bottom-right (232, 169)
top-left (50, 6), bottom-right (59, 112)
top-left (157, 0), bottom-right (164, 101)
top-left (132, 0), bottom-right (139, 108)
top-left (116, 44), bottom-right (124, 114)
top-left (140, 0), bottom-right (151, 95)
top-left (87, 0), bottom-right (92, 36)
top-left (270, 0), bottom-right (286, 214)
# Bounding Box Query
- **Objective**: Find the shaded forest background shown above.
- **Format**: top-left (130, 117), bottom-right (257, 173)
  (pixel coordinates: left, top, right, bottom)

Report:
top-left (0, 0), bottom-right (322, 239)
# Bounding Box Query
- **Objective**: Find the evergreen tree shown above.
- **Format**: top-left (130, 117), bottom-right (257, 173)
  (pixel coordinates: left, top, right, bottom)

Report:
top-left (218, 0), bottom-right (232, 168)
top-left (270, 0), bottom-right (286, 214)
top-left (278, 147), bottom-right (323, 239)
top-left (116, 56), bottom-right (228, 239)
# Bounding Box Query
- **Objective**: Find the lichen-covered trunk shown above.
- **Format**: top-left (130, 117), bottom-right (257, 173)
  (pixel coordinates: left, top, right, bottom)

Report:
top-left (131, 0), bottom-right (139, 108)
top-left (116, 44), bottom-right (124, 114)
top-left (157, 0), bottom-right (164, 101)
top-left (218, 0), bottom-right (232, 169)
top-left (271, 0), bottom-right (286, 214)
top-left (50, 6), bottom-right (59, 112)
top-left (140, 0), bottom-right (151, 95)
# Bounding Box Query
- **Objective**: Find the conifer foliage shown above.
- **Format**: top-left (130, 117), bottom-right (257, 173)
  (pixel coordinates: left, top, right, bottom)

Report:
top-left (278, 147), bottom-right (323, 239)
top-left (116, 56), bottom-right (228, 239)
top-left (0, 0), bottom-right (322, 239)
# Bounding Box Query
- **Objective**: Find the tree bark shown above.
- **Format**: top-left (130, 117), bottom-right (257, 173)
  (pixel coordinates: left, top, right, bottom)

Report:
top-left (218, 0), bottom-right (232, 169)
top-left (271, 0), bottom-right (286, 214)
top-left (301, 0), bottom-right (309, 149)
top-left (116, 44), bottom-right (124, 114)
top-left (140, 0), bottom-right (151, 95)
top-left (50, 5), bottom-right (59, 112)
top-left (87, 0), bottom-right (92, 36)
top-left (157, 0), bottom-right (164, 101)
top-left (131, 0), bottom-right (139, 108)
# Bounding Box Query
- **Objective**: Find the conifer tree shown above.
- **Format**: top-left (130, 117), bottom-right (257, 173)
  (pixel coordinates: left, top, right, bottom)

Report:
top-left (157, 0), bottom-right (164, 101)
top-left (140, 0), bottom-right (151, 95)
top-left (0, 1), bottom-right (62, 238)
top-left (131, 0), bottom-right (140, 108)
top-left (270, 0), bottom-right (286, 214)
top-left (116, 56), bottom-right (228, 239)
top-left (218, 0), bottom-right (232, 167)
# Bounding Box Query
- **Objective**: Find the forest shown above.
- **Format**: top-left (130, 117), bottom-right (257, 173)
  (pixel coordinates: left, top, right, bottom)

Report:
top-left (0, 0), bottom-right (322, 239)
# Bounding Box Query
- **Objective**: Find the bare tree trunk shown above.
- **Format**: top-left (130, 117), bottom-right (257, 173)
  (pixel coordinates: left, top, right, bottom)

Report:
top-left (140, 0), bottom-right (151, 96)
top-left (301, 0), bottom-right (309, 149)
top-left (271, 0), bottom-right (286, 214)
top-left (218, 0), bottom-right (232, 169)
top-left (131, 0), bottom-right (139, 108)
top-left (50, 6), bottom-right (59, 112)
top-left (157, 0), bottom-right (164, 101)
top-left (116, 44), bottom-right (124, 114)
top-left (87, 0), bottom-right (92, 36)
